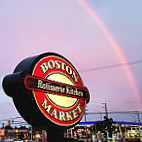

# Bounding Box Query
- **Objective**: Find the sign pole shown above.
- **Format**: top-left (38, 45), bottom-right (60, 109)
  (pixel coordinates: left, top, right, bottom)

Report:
top-left (42, 130), bottom-right (46, 142)
top-left (47, 128), bottom-right (65, 142)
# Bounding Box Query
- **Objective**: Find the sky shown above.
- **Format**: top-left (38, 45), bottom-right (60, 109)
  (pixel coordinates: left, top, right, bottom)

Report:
top-left (0, 0), bottom-right (142, 125)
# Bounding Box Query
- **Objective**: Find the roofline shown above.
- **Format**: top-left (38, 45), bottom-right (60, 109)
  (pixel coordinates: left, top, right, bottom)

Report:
top-left (78, 121), bottom-right (142, 126)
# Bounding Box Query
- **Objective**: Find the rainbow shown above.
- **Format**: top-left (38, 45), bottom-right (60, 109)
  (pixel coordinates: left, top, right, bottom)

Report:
top-left (77, 0), bottom-right (142, 109)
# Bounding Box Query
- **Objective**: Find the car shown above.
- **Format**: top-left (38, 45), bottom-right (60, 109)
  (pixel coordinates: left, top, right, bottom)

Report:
top-left (4, 138), bottom-right (13, 142)
top-left (13, 139), bottom-right (24, 142)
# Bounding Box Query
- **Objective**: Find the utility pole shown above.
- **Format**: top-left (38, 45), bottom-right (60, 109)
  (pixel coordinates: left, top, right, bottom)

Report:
top-left (84, 111), bottom-right (87, 122)
top-left (102, 103), bottom-right (108, 118)
top-left (136, 111), bottom-right (141, 123)
top-left (84, 106), bottom-right (88, 122)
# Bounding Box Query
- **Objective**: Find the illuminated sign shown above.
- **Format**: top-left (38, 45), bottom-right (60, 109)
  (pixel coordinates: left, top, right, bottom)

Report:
top-left (0, 129), bottom-right (4, 136)
top-left (3, 53), bottom-right (90, 129)
top-left (24, 75), bottom-right (88, 100)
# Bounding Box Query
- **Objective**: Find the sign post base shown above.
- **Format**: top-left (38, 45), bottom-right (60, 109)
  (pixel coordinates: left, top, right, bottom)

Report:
top-left (47, 128), bottom-right (65, 142)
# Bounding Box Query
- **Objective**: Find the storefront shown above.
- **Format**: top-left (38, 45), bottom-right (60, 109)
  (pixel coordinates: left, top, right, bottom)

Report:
top-left (0, 129), bottom-right (5, 140)
top-left (0, 129), bottom-right (28, 141)
top-left (66, 121), bottom-right (142, 141)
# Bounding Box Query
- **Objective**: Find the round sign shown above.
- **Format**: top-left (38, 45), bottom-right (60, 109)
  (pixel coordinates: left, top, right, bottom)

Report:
top-left (3, 52), bottom-right (90, 129)
top-left (31, 54), bottom-right (86, 127)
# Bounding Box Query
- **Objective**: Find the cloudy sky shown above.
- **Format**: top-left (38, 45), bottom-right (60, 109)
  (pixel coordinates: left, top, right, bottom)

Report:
top-left (0, 0), bottom-right (142, 124)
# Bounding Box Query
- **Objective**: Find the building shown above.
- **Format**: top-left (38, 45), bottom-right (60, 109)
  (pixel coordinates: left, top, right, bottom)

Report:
top-left (66, 121), bottom-right (142, 141)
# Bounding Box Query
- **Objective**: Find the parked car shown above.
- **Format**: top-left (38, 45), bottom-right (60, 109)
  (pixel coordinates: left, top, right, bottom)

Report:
top-left (4, 138), bottom-right (13, 142)
top-left (13, 139), bottom-right (24, 142)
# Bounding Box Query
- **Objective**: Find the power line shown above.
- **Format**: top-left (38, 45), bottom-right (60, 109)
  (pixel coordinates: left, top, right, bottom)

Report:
top-left (89, 103), bottom-right (104, 108)
top-left (80, 60), bottom-right (142, 73)
top-left (86, 111), bottom-right (142, 115)
top-left (108, 106), bottom-right (122, 112)
top-left (0, 117), bottom-right (22, 122)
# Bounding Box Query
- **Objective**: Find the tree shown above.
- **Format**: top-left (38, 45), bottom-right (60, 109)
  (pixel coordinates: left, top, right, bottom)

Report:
top-left (19, 125), bottom-right (26, 129)
top-left (92, 117), bottom-right (115, 137)
top-left (4, 125), bottom-right (13, 130)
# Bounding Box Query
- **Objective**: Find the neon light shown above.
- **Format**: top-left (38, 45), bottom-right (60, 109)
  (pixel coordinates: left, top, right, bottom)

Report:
top-left (77, 0), bottom-right (142, 109)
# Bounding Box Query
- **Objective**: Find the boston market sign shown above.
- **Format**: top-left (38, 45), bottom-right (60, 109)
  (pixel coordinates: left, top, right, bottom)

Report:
top-left (3, 53), bottom-right (90, 129)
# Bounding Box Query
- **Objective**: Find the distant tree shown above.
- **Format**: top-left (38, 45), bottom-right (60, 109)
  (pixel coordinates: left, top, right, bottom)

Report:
top-left (92, 116), bottom-right (115, 137)
top-left (14, 126), bottom-right (18, 129)
top-left (4, 125), bottom-right (13, 130)
top-left (19, 125), bottom-right (26, 129)
top-left (0, 123), bottom-right (5, 129)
